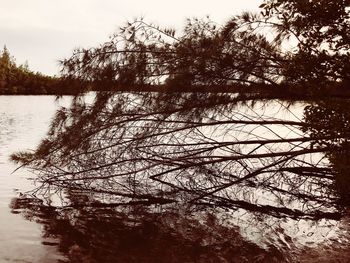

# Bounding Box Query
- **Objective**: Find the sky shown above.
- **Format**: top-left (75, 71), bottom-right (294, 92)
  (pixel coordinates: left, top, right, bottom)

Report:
top-left (0, 0), bottom-right (261, 76)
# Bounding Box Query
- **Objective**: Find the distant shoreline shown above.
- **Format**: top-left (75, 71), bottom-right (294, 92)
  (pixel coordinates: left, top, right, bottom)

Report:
top-left (1, 83), bottom-right (349, 101)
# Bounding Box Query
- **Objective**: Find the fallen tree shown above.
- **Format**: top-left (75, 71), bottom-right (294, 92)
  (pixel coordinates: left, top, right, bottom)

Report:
top-left (11, 0), bottom-right (350, 219)
top-left (11, 91), bottom-right (349, 219)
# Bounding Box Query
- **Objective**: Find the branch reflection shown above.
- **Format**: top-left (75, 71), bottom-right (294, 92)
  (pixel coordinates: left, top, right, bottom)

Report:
top-left (10, 92), bottom-right (350, 261)
top-left (11, 92), bottom-right (348, 219)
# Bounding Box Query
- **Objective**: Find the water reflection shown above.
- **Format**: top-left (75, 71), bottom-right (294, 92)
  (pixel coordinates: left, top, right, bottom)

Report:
top-left (12, 92), bottom-right (342, 217)
top-left (10, 92), bottom-right (350, 261)
top-left (0, 96), bottom-right (70, 263)
top-left (11, 192), bottom-right (285, 263)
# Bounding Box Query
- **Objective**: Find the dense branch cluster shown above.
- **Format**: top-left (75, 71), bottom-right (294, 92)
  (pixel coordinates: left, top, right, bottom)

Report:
top-left (61, 16), bottom-right (285, 89)
top-left (60, 0), bottom-right (349, 94)
top-left (11, 0), bottom-right (350, 219)
top-left (12, 92), bottom-right (346, 219)
top-left (260, 0), bottom-right (350, 90)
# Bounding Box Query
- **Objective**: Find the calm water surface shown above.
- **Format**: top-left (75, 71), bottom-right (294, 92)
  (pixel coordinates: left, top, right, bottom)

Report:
top-left (1, 95), bottom-right (350, 262)
top-left (0, 96), bottom-right (70, 263)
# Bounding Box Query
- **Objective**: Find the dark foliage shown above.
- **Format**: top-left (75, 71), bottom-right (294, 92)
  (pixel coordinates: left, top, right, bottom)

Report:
top-left (260, 0), bottom-right (350, 92)
top-left (303, 100), bottom-right (350, 204)
top-left (0, 46), bottom-right (82, 95)
top-left (59, 1), bottom-right (349, 95)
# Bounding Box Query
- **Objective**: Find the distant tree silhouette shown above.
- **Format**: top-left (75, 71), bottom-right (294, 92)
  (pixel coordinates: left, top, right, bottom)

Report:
top-left (0, 46), bottom-right (80, 95)
top-left (0, 46), bottom-right (16, 89)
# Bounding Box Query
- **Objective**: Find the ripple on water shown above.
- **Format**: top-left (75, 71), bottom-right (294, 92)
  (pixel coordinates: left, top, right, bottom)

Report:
top-left (0, 95), bottom-right (71, 263)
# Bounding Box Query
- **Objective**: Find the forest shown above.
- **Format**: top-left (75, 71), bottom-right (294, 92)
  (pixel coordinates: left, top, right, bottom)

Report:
top-left (0, 46), bottom-right (82, 95)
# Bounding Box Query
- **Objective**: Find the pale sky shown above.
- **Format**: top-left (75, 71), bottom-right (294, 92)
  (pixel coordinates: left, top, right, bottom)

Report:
top-left (0, 0), bottom-right (261, 76)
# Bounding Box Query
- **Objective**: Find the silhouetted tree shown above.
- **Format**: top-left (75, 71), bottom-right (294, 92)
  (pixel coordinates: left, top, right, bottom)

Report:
top-left (12, 91), bottom-right (345, 219)
top-left (60, 1), bottom-right (349, 95)
top-left (60, 16), bottom-right (286, 91)
top-left (0, 46), bottom-right (16, 89)
top-left (303, 99), bottom-right (350, 204)
top-left (0, 46), bottom-right (80, 95)
top-left (259, 0), bottom-right (350, 93)
top-left (11, 1), bottom-right (350, 220)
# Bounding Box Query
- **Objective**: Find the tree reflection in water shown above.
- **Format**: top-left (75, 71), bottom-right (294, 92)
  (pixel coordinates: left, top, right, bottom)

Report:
top-left (10, 92), bottom-right (350, 262)
top-left (11, 191), bottom-right (286, 263)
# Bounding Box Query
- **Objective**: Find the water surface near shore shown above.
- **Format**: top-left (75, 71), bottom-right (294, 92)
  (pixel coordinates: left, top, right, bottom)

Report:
top-left (1, 94), bottom-right (350, 262)
top-left (0, 96), bottom-right (70, 263)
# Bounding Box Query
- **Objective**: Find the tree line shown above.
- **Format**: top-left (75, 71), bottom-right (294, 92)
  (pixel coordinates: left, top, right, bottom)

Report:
top-left (0, 46), bottom-right (82, 95)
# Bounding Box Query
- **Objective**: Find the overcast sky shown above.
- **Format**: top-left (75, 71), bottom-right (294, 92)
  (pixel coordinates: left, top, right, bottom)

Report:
top-left (0, 0), bottom-right (261, 76)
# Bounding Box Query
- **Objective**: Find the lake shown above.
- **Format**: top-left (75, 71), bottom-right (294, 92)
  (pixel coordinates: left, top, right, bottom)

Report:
top-left (0, 96), bottom-right (70, 262)
top-left (1, 94), bottom-right (350, 262)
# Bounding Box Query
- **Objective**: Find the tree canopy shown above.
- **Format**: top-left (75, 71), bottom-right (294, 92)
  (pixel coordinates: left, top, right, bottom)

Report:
top-left (60, 0), bottom-right (349, 95)
top-left (260, 0), bottom-right (350, 91)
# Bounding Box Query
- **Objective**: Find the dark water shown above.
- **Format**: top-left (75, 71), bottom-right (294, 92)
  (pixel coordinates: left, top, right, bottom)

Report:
top-left (1, 95), bottom-right (350, 262)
